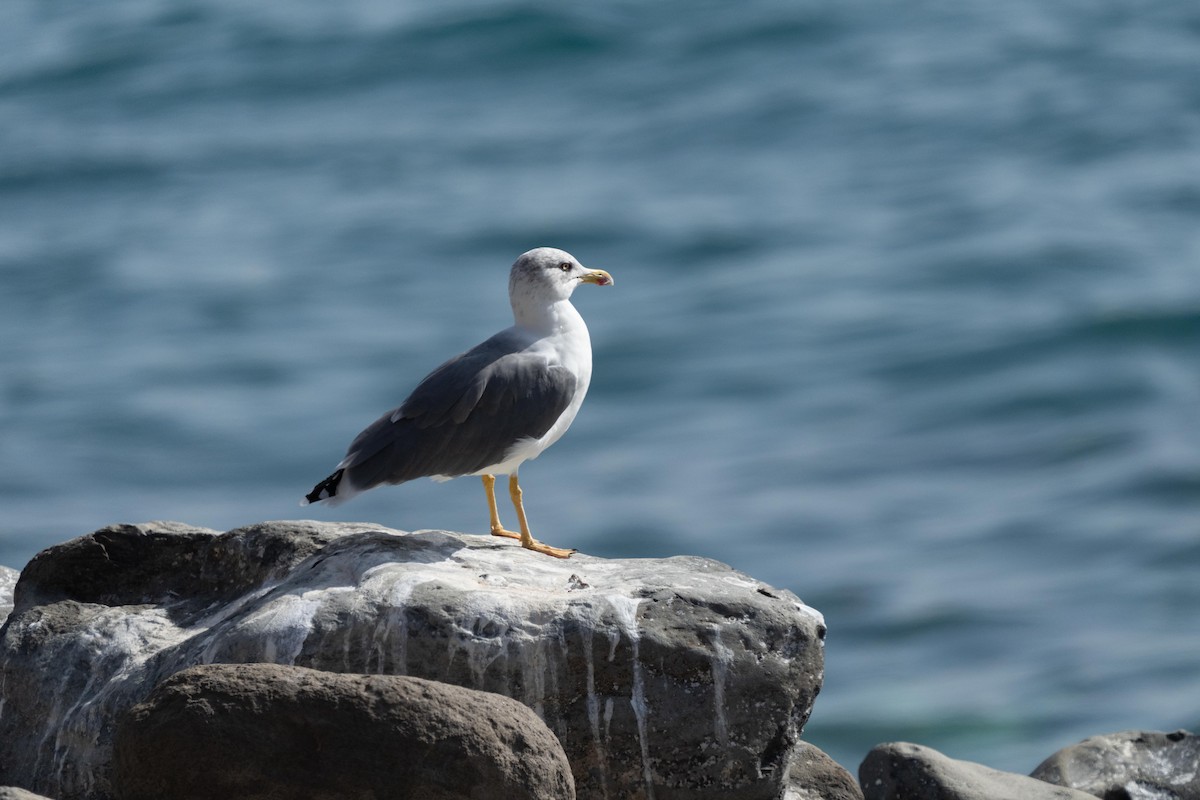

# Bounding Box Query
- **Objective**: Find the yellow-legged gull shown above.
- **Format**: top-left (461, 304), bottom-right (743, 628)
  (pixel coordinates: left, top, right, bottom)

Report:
top-left (303, 247), bottom-right (613, 558)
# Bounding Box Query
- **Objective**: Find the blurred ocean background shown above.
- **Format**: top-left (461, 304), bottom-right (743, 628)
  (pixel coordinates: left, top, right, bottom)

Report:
top-left (2, 0), bottom-right (1198, 775)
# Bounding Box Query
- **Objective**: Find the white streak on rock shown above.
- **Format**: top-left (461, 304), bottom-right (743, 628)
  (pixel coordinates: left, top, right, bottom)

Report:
top-left (582, 628), bottom-right (600, 743)
top-left (606, 627), bottom-right (620, 662)
top-left (580, 627), bottom-right (610, 799)
top-left (607, 595), bottom-right (653, 800)
top-left (247, 592), bottom-right (324, 665)
top-left (524, 638), bottom-right (548, 717)
top-left (710, 624), bottom-right (732, 749)
top-left (381, 577), bottom-right (421, 675)
top-left (719, 575), bottom-right (760, 591)
top-left (43, 607), bottom-right (181, 795)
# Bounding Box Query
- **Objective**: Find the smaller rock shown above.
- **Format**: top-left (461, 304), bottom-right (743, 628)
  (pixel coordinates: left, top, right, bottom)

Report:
top-left (0, 565), bottom-right (18, 627)
top-left (1031, 729), bottom-right (1200, 800)
top-left (784, 741), bottom-right (863, 800)
top-left (859, 742), bottom-right (1096, 800)
top-left (0, 787), bottom-right (55, 800)
top-left (113, 663), bottom-right (575, 800)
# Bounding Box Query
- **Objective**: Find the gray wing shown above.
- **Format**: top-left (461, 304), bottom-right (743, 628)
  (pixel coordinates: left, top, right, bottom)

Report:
top-left (338, 333), bottom-right (577, 490)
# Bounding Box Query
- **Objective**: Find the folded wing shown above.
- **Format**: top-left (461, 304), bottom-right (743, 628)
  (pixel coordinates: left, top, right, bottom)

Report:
top-left (337, 335), bottom-right (577, 491)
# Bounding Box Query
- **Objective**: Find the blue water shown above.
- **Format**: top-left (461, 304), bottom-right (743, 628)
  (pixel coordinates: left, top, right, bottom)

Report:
top-left (3, 0), bottom-right (1199, 776)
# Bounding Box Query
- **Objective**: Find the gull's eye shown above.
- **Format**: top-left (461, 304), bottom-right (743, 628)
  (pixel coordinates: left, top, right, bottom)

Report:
top-left (559, 262), bottom-right (573, 272)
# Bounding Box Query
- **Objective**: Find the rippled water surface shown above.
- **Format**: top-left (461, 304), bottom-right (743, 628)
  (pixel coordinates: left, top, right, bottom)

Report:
top-left (2, 0), bottom-right (1198, 774)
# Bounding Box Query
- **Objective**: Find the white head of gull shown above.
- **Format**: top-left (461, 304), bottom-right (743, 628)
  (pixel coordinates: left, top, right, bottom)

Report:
top-left (304, 247), bottom-right (614, 558)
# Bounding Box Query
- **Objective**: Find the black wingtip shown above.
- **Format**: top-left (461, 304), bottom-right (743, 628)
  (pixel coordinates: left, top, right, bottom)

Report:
top-left (305, 468), bottom-right (345, 504)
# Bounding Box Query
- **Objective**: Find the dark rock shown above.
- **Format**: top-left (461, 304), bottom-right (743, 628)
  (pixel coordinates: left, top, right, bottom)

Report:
top-left (10, 521), bottom-right (343, 616)
top-left (0, 521), bottom-right (824, 800)
top-left (859, 742), bottom-right (1097, 800)
top-left (785, 741), bottom-right (863, 800)
top-left (1031, 729), bottom-right (1200, 800)
top-left (113, 662), bottom-right (574, 800)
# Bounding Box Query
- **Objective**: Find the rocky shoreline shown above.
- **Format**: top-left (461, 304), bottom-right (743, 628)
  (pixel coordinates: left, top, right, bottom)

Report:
top-left (0, 522), bottom-right (1195, 800)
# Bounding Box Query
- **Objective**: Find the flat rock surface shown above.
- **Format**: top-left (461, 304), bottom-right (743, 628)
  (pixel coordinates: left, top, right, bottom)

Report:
top-left (114, 662), bottom-right (575, 800)
top-left (1031, 729), bottom-right (1200, 800)
top-left (0, 521), bottom-right (825, 800)
top-left (859, 742), bottom-right (1097, 800)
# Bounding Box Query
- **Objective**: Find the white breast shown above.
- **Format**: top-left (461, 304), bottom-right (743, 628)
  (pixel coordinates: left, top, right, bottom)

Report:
top-left (476, 300), bottom-right (593, 476)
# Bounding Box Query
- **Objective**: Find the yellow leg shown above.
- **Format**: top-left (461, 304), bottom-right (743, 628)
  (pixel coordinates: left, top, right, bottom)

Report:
top-left (508, 474), bottom-right (575, 559)
top-left (483, 475), bottom-right (521, 540)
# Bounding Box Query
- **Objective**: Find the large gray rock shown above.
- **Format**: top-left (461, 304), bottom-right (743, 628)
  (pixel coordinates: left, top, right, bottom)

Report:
top-left (1031, 729), bottom-right (1200, 800)
top-left (859, 742), bottom-right (1097, 800)
top-left (0, 565), bottom-right (18, 627)
top-left (0, 521), bottom-right (824, 800)
top-left (783, 742), bottom-right (862, 800)
top-left (114, 662), bottom-right (575, 800)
